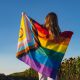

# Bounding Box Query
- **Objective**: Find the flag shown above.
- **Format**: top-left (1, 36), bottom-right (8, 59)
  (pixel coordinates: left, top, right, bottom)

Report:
top-left (16, 12), bottom-right (37, 58)
top-left (16, 12), bottom-right (73, 79)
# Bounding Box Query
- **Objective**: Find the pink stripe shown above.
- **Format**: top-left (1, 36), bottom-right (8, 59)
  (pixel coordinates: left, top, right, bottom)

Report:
top-left (18, 42), bottom-right (24, 49)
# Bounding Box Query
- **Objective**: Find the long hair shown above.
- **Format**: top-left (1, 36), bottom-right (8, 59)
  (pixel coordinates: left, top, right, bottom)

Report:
top-left (44, 12), bottom-right (61, 38)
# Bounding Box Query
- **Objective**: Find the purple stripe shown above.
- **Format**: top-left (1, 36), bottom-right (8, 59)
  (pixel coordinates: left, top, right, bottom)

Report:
top-left (19, 55), bottom-right (56, 77)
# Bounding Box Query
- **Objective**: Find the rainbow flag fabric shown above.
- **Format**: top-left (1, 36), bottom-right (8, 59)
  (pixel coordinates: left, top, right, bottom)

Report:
top-left (16, 12), bottom-right (73, 79)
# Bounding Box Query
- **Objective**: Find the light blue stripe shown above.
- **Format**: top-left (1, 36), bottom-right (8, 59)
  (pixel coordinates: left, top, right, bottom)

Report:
top-left (18, 41), bottom-right (35, 52)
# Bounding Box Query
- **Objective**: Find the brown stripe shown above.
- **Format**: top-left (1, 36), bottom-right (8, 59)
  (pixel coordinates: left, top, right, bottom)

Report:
top-left (16, 43), bottom-right (38, 57)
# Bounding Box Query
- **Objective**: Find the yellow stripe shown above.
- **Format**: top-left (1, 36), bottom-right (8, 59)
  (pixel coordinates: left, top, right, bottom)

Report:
top-left (18, 14), bottom-right (26, 42)
top-left (38, 37), bottom-right (69, 53)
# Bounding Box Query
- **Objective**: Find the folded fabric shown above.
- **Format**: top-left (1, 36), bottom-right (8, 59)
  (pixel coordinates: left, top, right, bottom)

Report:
top-left (16, 12), bottom-right (73, 79)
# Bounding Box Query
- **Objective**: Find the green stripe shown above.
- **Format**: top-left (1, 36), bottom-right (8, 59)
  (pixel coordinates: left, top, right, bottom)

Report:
top-left (36, 46), bottom-right (64, 62)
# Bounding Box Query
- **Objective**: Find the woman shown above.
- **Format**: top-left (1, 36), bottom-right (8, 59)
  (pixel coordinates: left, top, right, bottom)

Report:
top-left (38, 12), bottom-right (61, 80)
top-left (17, 12), bottom-right (73, 80)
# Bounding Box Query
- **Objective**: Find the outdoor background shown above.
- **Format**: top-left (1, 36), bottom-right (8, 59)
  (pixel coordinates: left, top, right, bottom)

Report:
top-left (0, 0), bottom-right (80, 75)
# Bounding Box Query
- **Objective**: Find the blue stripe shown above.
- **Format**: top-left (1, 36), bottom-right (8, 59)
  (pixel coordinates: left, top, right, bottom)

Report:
top-left (26, 47), bottom-right (64, 69)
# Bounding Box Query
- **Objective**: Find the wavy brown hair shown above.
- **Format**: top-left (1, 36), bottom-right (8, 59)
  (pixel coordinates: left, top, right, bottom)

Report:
top-left (44, 12), bottom-right (61, 38)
